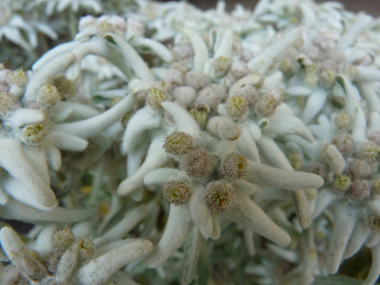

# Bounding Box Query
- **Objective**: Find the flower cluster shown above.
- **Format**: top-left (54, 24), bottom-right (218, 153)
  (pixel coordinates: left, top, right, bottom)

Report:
top-left (0, 0), bottom-right (380, 284)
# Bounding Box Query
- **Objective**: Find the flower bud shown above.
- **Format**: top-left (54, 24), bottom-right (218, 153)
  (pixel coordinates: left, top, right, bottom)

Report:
top-left (8, 68), bottom-right (28, 88)
top-left (332, 133), bottom-right (353, 154)
top-left (146, 87), bottom-right (167, 110)
top-left (286, 153), bottom-right (303, 170)
top-left (162, 180), bottom-right (192, 206)
top-left (212, 56), bottom-right (232, 78)
top-left (232, 85), bottom-right (259, 106)
top-left (171, 62), bottom-right (188, 74)
top-left (76, 237), bottom-right (95, 264)
top-left (229, 61), bottom-right (249, 80)
top-left (225, 95), bottom-right (248, 120)
top-left (332, 174), bottom-right (351, 193)
top-left (334, 112), bottom-right (350, 130)
top-left (108, 15), bottom-right (127, 36)
top-left (97, 16), bottom-right (113, 37)
top-left (189, 106), bottom-right (209, 127)
top-left (303, 64), bottom-right (319, 88)
top-left (304, 162), bottom-right (326, 179)
top-left (172, 86), bottom-right (197, 107)
top-left (342, 64), bottom-right (358, 80)
top-left (319, 69), bottom-right (336, 89)
top-left (279, 58), bottom-right (295, 76)
top-left (21, 122), bottom-right (49, 145)
top-left (360, 141), bottom-right (380, 160)
top-left (184, 71), bottom-right (210, 91)
top-left (51, 228), bottom-right (75, 251)
top-left (348, 179), bottom-right (370, 200)
top-left (195, 85), bottom-right (225, 110)
top-left (163, 132), bottom-right (194, 155)
top-left (0, 91), bottom-right (17, 119)
top-left (78, 15), bottom-right (96, 32)
top-left (1, 265), bottom-right (25, 284)
top-left (304, 188), bottom-right (318, 200)
top-left (223, 151), bottom-right (248, 179)
top-left (165, 69), bottom-right (184, 87)
top-left (305, 46), bottom-right (320, 61)
top-left (257, 88), bottom-right (284, 117)
top-left (180, 149), bottom-right (213, 178)
top-left (45, 250), bottom-right (65, 274)
top-left (368, 213), bottom-right (380, 232)
top-left (127, 18), bottom-right (144, 37)
top-left (53, 75), bottom-right (77, 100)
top-left (349, 159), bottom-right (371, 179)
top-left (177, 44), bottom-right (194, 61)
top-left (369, 131), bottom-right (380, 147)
top-left (205, 181), bottom-right (234, 215)
top-left (37, 84), bottom-right (60, 107)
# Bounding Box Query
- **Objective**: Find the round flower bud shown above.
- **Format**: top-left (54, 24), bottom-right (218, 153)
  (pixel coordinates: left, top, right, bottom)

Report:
top-left (21, 122), bottom-right (49, 145)
top-left (257, 88), bottom-right (284, 117)
top-left (286, 153), bottom-right (303, 170)
top-left (223, 151), bottom-right (248, 179)
top-left (371, 177), bottom-right (380, 198)
top-left (342, 64), bottom-right (358, 80)
top-left (78, 15), bottom-right (96, 32)
top-left (180, 149), bottom-right (213, 178)
top-left (51, 228), bottom-right (75, 251)
top-left (0, 91), bottom-right (17, 119)
top-left (325, 49), bottom-right (345, 64)
top-left (332, 174), bottom-right (351, 193)
top-left (349, 159), bottom-right (371, 179)
top-left (225, 95), bottom-right (248, 120)
top-left (305, 46), bottom-right (320, 61)
top-left (171, 62), bottom-right (188, 74)
top-left (177, 44), bottom-right (194, 61)
top-left (332, 133), bottom-right (353, 154)
top-left (162, 180), bottom-right (192, 206)
top-left (108, 15), bottom-right (127, 36)
top-left (212, 56), bottom-right (232, 78)
top-left (369, 131), bottom-right (380, 147)
top-left (241, 49), bottom-right (254, 62)
top-left (146, 87), bottom-right (167, 110)
top-left (334, 113), bottom-right (350, 130)
top-left (304, 162), bottom-right (326, 179)
top-left (368, 213), bottom-right (380, 232)
top-left (229, 61), bottom-right (249, 80)
top-left (37, 84), bottom-right (60, 107)
top-left (195, 85), bottom-right (225, 110)
top-left (303, 64), bottom-right (319, 88)
top-left (172, 86), bottom-right (197, 107)
top-left (163, 132), bottom-right (194, 155)
top-left (189, 106), bottom-right (209, 127)
top-left (76, 237), bottom-right (95, 264)
top-left (279, 58), bottom-right (295, 76)
top-left (1, 265), bottom-right (26, 284)
top-left (319, 59), bottom-right (338, 73)
top-left (53, 75), bottom-right (77, 100)
top-left (127, 18), bottom-right (144, 37)
top-left (360, 141), bottom-right (380, 160)
top-left (164, 68), bottom-right (184, 87)
top-left (233, 85), bottom-right (259, 106)
top-left (8, 68), bottom-right (28, 87)
top-left (97, 16), bottom-right (113, 37)
top-left (205, 181), bottom-right (235, 215)
top-left (348, 179), bottom-right (370, 200)
top-left (45, 250), bottom-right (65, 274)
top-left (304, 188), bottom-right (318, 200)
top-left (184, 70), bottom-right (210, 91)
top-left (319, 69), bottom-right (336, 89)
